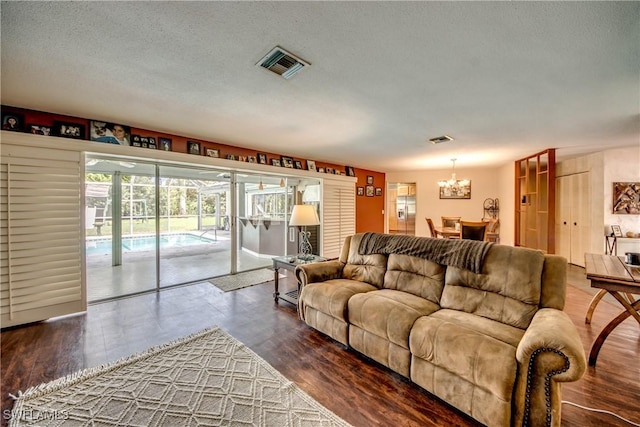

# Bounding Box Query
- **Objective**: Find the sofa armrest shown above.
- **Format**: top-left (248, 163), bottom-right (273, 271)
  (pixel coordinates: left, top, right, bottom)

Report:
top-left (295, 260), bottom-right (345, 288)
top-left (513, 308), bottom-right (586, 427)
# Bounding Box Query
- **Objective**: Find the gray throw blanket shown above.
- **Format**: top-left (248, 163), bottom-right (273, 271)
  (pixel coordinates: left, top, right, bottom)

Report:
top-left (358, 232), bottom-right (493, 274)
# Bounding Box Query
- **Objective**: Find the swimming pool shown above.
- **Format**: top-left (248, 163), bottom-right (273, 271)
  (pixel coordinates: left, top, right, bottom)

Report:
top-left (86, 233), bottom-right (216, 255)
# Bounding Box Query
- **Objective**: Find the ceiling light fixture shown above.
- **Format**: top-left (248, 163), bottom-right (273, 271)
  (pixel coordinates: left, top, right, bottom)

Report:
top-left (438, 158), bottom-right (469, 189)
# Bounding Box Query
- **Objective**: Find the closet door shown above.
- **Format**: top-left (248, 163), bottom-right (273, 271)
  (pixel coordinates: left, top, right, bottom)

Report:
top-left (322, 179), bottom-right (355, 259)
top-left (555, 172), bottom-right (590, 267)
top-left (1, 142), bottom-right (84, 327)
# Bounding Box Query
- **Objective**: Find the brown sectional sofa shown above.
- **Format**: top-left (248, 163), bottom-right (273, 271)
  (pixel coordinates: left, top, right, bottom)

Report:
top-left (295, 233), bottom-right (586, 427)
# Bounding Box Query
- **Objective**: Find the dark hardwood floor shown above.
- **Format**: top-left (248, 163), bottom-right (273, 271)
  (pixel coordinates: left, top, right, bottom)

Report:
top-left (1, 267), bottom-right (639, 427)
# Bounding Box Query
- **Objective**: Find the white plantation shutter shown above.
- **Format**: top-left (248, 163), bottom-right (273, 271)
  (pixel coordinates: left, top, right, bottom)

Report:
top-left (1, 141), bottom-right (84, 328)
top-left (321, 179), bottom-right (355, 259)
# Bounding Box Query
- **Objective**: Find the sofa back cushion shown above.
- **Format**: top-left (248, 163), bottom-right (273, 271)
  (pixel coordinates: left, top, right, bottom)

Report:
top-left (342, 233), bottom-right (387, 288)
top-left (440, 245), bottom-right (545, 329)
top-left (383, 254), bottom-right (445, 304)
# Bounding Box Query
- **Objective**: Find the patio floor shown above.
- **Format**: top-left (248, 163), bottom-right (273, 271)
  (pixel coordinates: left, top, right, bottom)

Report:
top-left (86, 231), bottom-right (279, 301)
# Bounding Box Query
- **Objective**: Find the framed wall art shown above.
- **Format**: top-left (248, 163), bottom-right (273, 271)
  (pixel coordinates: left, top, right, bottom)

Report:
top-left (306, 160), bottom-right (317, 171)
top-left (27, 124), bottom-right (51, 136)
top-left (366, 185), bottom-right (374, 197)
top-left (159, 138), bottom-right (172, 151)
top-left (257, 153), bottom-right (267, 165)
top-left (187, 141), bottom-right (201, 155)
top-left (2, 112), bottom-right (24, 132)
top-left (357, 187), bottom-right (364, 196)
top-left (439, 182), bottom-right (471, 199)
top-left (610, 224), bottom-right (623, 237)
top-left (54, 121), bottom-right (86, 140)
top-left (89, 121), bottom-right (130, 145)
top-left (206, 148), bottom-right (219, 158)
top-left (612, 182), bottom-right (640, 214)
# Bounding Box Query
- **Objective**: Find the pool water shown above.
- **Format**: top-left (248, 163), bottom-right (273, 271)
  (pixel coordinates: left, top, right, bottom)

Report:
top-left (86, 234), bottom-right (215, 255)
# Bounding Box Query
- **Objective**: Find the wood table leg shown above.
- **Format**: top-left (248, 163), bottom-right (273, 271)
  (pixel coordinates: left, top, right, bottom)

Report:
top-left (610, 292), bottom-right (640, 325)
top-left (588, 298), bottom-right (640, 366)
top-left (273, 267), bottom-right (280, 302)
top-left (585, 289), bottom-right (607, 324)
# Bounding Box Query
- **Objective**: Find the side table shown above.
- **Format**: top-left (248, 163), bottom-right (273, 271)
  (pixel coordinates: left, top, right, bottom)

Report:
top-left (272, 255), bottom-right (327, 306)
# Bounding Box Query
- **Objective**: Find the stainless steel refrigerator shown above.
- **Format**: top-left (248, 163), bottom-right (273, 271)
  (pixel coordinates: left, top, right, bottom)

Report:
top-left (390, 183), bottom-right (416, 235)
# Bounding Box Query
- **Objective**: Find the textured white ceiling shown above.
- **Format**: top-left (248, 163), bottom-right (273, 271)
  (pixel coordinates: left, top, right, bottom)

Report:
top-left (1, 1), bottom-right (638, 172)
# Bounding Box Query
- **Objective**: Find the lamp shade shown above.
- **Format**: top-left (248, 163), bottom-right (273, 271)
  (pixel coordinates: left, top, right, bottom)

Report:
top-left (289, 204), bottom-right (319, 226)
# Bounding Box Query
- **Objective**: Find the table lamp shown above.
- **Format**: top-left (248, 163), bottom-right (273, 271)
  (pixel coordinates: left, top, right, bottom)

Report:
top-left (289, 204), bottom-right (320, 260)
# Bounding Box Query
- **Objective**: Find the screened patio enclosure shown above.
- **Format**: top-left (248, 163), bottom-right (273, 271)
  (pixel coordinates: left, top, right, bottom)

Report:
top-left (85, 155), bottom-right (320, 302)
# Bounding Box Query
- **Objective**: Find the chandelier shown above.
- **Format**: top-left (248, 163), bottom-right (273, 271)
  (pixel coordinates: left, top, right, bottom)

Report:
top-left (438, 158), bottom-right (470, 189)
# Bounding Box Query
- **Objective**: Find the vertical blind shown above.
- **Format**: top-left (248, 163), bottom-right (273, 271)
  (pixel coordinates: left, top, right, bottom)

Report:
top-left (321, 179), bottom-right (356, 259)
top-left (1, 142), bottom-right (84, 328)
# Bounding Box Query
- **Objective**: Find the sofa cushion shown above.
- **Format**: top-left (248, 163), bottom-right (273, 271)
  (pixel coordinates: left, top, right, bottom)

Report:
top-left (440, 244), bottom-right (545, 329)
top-left (300, 279), bottom-right (377, 323)
top-left (383, 253), bottom-right (445, 304)
top-left (342, 233), bottom-right (387, 288)
top-left (348, 289), bottom-right (440, 349)
top-left (409, 314), bottom-right (519, 404)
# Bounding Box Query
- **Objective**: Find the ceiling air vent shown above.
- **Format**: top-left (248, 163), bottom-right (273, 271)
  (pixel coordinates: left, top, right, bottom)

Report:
top-left (428, 135), bottom-right (454, 144)
top-left (257, 46), bottom-right (309, 80)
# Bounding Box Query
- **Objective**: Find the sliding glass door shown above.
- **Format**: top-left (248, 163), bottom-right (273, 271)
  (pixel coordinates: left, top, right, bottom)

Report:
top-left (158, 166), bottom-right (231, 287)
top-left (85, 159), bottom-right (157, 301)
top-left (85, 155), bottom-right (322, 302)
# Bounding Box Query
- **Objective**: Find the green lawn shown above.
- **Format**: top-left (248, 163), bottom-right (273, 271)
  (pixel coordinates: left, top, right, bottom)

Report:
top-left (87, 216), bottom-right (223, 237)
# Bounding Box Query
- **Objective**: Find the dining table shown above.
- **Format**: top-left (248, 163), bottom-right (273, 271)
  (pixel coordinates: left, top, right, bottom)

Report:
top-left (433, 226), bottom-right (499, 242)
top-left (583, 253), bottom-right (640, 366)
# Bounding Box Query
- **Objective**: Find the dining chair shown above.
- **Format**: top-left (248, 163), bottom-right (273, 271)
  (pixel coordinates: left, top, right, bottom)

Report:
top-left (460, 221), bottom-right (488, 241)
top-left (486, 218), bottom-right (500, 233)
top-left (425, 217), bottom-right (438, 238)
top-left (441, 216), bottom-right (461, 228)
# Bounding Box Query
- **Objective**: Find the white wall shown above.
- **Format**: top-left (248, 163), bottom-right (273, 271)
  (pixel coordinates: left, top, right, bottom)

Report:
top-left (556, 145), bottom-right (640, 255)
top-left (386, 164), bottom-right (514, 244)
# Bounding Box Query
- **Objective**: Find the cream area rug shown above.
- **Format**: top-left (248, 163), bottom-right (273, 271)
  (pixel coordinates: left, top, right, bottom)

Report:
top-left (210, 268), bottom-right (285, 292)
top-left (9, 327), bottom-right (351, 427)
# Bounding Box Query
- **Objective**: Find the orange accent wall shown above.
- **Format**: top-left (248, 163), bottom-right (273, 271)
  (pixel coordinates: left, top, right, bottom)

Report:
top-left (353, 168), bottom-right (385, 233)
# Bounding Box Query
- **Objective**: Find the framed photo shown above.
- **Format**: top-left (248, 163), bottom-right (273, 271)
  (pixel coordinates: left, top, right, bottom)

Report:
top-left (294, 160), bottom-right (303, 169)
top-left (227, 154), bottom-right (237, 161)
top-left (375, 187), bottom-right (382, 196)
top-left (2, 112), bottom-right (24, 132)
top-left (271, 158), bottom-right (281, 167)
top-left (366, 185), bottom-right (375, 197)
top-left (257, 153), bottom-right (267, 165)
top-left (439, 182), bottom-right (471, 199)
top-left (140, 137), bottom-right (149, 148)
top-left (318, 167), bottom-right (325, 173)
top-left (206, 148), bottom-right (219, 158)
top-left (187, 141), bottom-right (201, 155)
top-left (611, 224), bottom-right (623, 237)
top-left (54, 121), bottom-right (85, 139)
top-left (148, 137), bottom-right (157, 149)
top-left (326, 167), bottom-right (333, 174)
top-left (89, 121), bottom-right (130, 145)
top-left (27, 124), bottom-right (51, 136)
top-left (345, 166), bottom-right (355, 177)
top-left (613, 182), bottom-right (640, 214)
top-left (248, 155), bottom-right (257, 163)
top-left (366, 175), bottom-right (374, 185)
top-left (307, 160), bottom-right (317, 172)
top-left (132, 135), bottom-right (141, 147)
top-left (357, 187), bottom-right (364, 196)
top-left (159, 137), bottom-right (172, 151)
top-left (281, 156), bottom-right (294, 168)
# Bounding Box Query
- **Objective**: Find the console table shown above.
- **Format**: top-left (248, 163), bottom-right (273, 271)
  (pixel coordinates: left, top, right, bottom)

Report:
top-left (272, 255), bottom-right (326, 306)
top-left (584, 253), bottom-right (640, 366)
